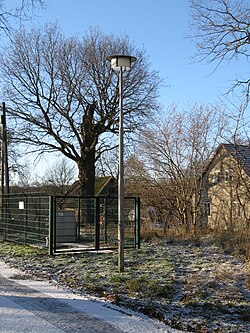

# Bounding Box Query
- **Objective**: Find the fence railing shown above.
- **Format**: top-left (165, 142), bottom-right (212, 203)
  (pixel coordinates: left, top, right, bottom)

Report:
top-left (0, 193), bottom-right (50, 246)
top-left (0, 193), bottom-right (140, 254)
top-left (50, 196), bottom-right (140, 254)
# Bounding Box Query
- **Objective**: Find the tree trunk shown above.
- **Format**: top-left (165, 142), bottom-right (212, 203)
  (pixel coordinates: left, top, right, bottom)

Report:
top-left (78, 149), bottom-right (95, 197)
top-left (77, 149), bottom-right (96, 235)
top-left (78, 102), bottom-right (98, 197)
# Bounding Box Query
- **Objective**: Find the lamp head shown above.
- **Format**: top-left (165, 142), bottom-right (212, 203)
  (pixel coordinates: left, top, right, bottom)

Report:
top-left (107, 55), bottom-right (136, 71)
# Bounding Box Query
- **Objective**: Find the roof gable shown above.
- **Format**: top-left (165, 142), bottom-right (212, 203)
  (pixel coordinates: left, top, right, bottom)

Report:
top-left (94, 176), bottom-right (115, 196)
top-left (65, 176), bottom-right (116, 197)
top-left (205, 143), bottom-right (250, 177)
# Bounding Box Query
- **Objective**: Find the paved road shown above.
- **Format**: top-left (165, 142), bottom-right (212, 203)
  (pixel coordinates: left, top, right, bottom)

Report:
top-left (0, 261), bottom-right (178, 333)
top-left (0, 273), bottom-right (123, 333)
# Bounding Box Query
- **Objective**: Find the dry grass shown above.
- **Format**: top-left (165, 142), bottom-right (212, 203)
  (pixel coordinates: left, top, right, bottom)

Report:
top-left (141, 221), bottom-right (250, 259)
top-left (140, 219), bottom-right (200, 241)
top-left (212, 228), bottom-right (250, 259)
top-left (141, 222), bottom-right (250, 299)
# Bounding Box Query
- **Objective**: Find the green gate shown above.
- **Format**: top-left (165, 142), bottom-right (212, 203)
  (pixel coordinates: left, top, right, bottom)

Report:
top-left (0, 193), bottom-right (140, 254)
top-left (50, 196), bottom-right (140, 254)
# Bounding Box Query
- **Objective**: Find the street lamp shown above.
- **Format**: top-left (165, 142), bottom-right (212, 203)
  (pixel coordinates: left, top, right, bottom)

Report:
top-left (107, 55), bottom-right (136, 272)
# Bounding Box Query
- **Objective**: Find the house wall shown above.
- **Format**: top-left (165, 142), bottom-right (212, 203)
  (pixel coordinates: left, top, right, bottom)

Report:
top-left (202, 147), bottom-right (250, 230)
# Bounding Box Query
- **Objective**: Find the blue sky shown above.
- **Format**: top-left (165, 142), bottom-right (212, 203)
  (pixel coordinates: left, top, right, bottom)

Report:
top-left (21, 0), bottom-right (246, 112)
top-left (4, 0), bottom-right (249, 179)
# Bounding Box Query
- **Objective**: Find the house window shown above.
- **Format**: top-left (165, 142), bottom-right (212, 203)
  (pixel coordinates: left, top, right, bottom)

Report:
top-left (212, 171), bottom-right (221, 183)
top-left (225, 169), bottom-right (233, 182)
top-left (203, 202), bottom-right (211, 216)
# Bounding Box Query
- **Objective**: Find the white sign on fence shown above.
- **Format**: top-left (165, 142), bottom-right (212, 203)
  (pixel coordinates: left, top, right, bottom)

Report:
top-left (19, 201), bottom-right (25, 210)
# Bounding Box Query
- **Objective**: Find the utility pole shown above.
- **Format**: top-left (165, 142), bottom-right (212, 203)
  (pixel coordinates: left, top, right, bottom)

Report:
top-left (1, 102), bottom-right (10, 195)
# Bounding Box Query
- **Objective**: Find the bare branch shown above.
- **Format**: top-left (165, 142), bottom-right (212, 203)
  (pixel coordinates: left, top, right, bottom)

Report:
top-left (0, 0), bottom-right (45, 38)
top-left (190, 0), bottom-right (250, 107)
top-left (1, 24), bottom-right (161, 195)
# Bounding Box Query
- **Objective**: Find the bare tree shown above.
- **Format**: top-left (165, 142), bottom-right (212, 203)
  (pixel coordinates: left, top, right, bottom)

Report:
top-left (138, 103), bottom-right (226, 230)
top-left (1, 24), bottom-right (161, 195)
top-left (96, 144), bottom-right (118, 178)
top-left (190, 0), bottom-right (250, 107)
top-left (8, 158), bottom-right (33, 188)
top-left (0, 0), bottom-right (45, 37)
top-left (41, 158), bottom-right (76, 195)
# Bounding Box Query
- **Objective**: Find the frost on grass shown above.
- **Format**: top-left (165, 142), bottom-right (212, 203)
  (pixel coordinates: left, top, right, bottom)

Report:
top-left (0, 239), bottom-right (249, 333)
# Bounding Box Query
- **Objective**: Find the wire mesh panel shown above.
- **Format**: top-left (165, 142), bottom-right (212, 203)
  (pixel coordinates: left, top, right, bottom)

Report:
top-left (53, 196), bottom-right (140, 253)
top-left (54, 196), bottom-right (96, 251)
top-left (99, 197), bottom-right (117, 247)
top-left (0, 193), bottom-right (140, 254)
top-left (0, 193), bottom-right (50, 247)
top-left (99, 197), bottom-right (138, 247)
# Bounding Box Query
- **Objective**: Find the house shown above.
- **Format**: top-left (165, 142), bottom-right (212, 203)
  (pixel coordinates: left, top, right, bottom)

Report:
top-left (201, 143), bottom-right (250, 230)
top-left (65, 176), bottom-right (117, 197)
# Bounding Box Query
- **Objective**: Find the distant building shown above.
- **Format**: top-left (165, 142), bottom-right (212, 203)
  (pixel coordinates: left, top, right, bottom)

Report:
top-left (65, 176), bottom-right (117, 197)
top-left (201, 143), bottom-right (250, 230)
top-left (8, 176), bottom-right (117, 198)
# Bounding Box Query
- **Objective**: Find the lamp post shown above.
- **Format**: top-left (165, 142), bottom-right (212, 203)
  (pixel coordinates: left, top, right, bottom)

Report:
top-left (107, 55), bottom-right (136, 272)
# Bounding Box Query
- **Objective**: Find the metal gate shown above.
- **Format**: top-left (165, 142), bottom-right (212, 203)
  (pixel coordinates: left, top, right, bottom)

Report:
top-left (49, 196), bottom-right (140, 254)
top-left (0, 194), bottom-right (140, 254)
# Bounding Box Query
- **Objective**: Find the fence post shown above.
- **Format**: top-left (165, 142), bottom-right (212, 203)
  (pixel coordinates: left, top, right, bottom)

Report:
top-left (135, 197), bottom-right (140, 249)
top-left (24, 194), bottom-right (28, 244)
top-left (48, 196), bottom-right (54, 255)
top-left (1, 194), bottom-right (7, 240)
top-left (77, 197), bottom-right (81, 241)
top-left (95, 197), bottom-right (100, 251)
top-left (104, 197), bottom-right (108, 244)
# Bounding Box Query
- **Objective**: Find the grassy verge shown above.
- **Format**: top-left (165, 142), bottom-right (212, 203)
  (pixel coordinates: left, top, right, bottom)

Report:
top-left (0, 240), bottom-right (175, 304)
top-left (0, 239), bottom-right (249, 332)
